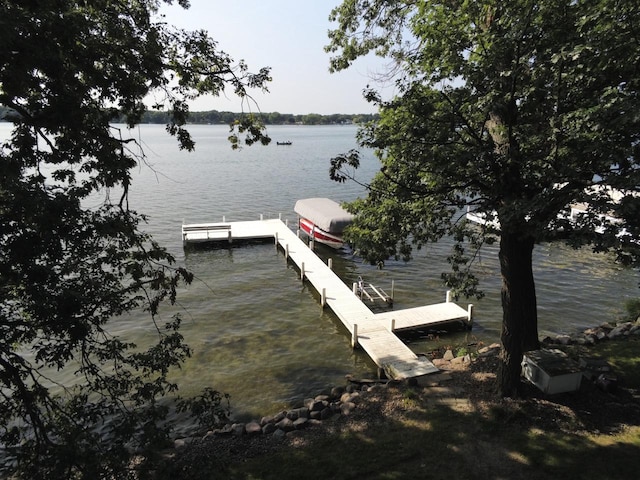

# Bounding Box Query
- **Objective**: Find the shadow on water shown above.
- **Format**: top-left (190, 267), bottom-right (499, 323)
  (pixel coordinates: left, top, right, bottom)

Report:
top-left (183, 237), bottom-right (277, 253)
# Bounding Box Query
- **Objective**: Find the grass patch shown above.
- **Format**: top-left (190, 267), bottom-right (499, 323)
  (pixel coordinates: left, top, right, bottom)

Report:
top-left (587, 336), bottom-right (640, 388)
top-left (224, 407), bottom-right (640, 480)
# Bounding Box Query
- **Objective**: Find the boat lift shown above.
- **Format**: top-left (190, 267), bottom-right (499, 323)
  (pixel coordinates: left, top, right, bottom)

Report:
top-left (355, 276), bottom-right (394, 307)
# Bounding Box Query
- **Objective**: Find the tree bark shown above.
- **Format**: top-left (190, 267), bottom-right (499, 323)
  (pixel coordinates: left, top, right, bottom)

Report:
top-left (497, 231), bottom-right (540, 397)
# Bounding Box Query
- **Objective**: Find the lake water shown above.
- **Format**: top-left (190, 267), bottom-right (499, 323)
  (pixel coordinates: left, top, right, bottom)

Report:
top-left (2, 123), bottom-right (639, 428)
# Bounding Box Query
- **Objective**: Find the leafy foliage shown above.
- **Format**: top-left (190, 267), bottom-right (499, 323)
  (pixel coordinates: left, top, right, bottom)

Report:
top-left (0, 0), bottom-right (271, 477)
top-left (177, 387), bottom-right (231, 431)
top-left (624, 298), bottom-right (640, 323)
top-left (327, 0), bottom-right (640, 396)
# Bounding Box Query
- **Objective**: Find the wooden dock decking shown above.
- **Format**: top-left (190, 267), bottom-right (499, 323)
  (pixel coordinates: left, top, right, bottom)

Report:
top-left (182, 219), bottom-right (473, 379)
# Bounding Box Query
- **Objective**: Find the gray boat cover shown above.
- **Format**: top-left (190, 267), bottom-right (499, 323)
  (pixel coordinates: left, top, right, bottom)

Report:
top-left (294, 198), bottom-right (354, 233)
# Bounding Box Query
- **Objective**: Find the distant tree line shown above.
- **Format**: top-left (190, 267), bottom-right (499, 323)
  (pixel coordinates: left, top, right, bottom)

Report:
top-left (140, 109), bottom-right (377, 125)
top-left (0, 105), bottom-right (376, 126)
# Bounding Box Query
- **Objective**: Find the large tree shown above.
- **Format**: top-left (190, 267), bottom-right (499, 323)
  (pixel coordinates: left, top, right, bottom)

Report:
top-left (0, 0), bottom-right (269, 477)
top-left (326, 0), bottom-right (640, 397)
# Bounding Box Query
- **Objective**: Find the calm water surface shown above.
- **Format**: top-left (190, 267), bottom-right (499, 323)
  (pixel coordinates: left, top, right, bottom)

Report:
top-left (2, 123), bottom-right (639, 428)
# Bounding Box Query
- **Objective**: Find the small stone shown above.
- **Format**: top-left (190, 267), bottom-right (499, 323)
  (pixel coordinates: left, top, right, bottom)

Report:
top-left (319, 407), bottom-right (333, 420)
top-left (609, 324), bottom-right (630, 339)
top-left (309, 410), bottom-right (322, 420)
top-left (295, 407), bottom-right (310, 419)
top-left (306, 400), bottom-right (327, 412)
top-left (367, 383), bottom-right (386, 393)
top-left (432, 358), bottom-right (450, 367)
top-left (231, 423), bottom-right (245, 436)
top-left (262, 423), bottom-right (277, 435)
top-left (272, 411), bottom-right (286, 423)
top-left (245, 421), bottom-right (262, 435)
top-left (260, 415), bottom-right (275, 426)
top-left (214, 424), bottom-right (233, 436)
top-left (555, 334), bottom-right (572, 345)
top-left (293, 417), bottom-right (308, 430)
top-left (275, 417), bottom-right (295, 432)
top-left (174, 438), bottom-right (186, 450)
top-left (340, 391), bottom-right (360, 403)
top-left (584, 334), bottom-right (597, 345)
top-left (443, 349), bottom-right (455, 361)
top-left (478, 346), bottom-right (496, 356)
top-left (340, 402), bottom-right (356, 415)
top-left (331, 386), bottom-right (345, 398)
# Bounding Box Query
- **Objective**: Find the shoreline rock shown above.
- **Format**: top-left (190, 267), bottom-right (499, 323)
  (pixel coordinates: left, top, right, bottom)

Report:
top-left (542, 319), bottom-right (640, 347)
top-left (171, 319), bottom-right (640, 448)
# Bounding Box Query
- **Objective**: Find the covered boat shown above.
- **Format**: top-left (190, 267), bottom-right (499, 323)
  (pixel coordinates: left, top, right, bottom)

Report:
top-left (294, 198), bottom-right (354, 249)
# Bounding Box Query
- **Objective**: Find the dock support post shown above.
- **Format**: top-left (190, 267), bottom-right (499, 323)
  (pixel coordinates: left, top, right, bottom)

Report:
top-left (279, 213), bottom-right (282, 220)
top-left (227, 229), bottom-right (232, 244)
top-left (300, 262), bottom-right (305, 280)
top-left (391, 280), bottom-right (395, 302)
top-left (297, 229), bottom-right (300, 238)
top-left (390, 318), bottom-right (396, 331)
top-left (328, 258), bottom-right (333, 270)
top-left (467, 304), bottom-right (474, 328)
top-left (223, 215), bottom-right (226, 223)
top-left (286, 218), bottom-right (289, 227)
top-left (285, 244), bottom-right (289, 259)
top-left (260, 214), bottom-right (264, 221)
top-left (351, 324), bottom-right (358, 348)
top-left (352, 282), bottom-right (358, 295)
top-left (446, 290), bottom-right (452, 303)
top-left (274, 232), bottom-right (278, 248)
top-left (321, 288), bottom-right (326, 307)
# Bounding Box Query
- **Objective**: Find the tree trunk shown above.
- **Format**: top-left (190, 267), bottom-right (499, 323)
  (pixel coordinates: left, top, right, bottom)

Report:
top-left (497, 231), bottom-right (540, 397)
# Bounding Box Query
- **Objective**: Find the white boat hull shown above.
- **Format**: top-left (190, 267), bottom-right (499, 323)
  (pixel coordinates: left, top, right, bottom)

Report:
top-left (299, 218), bottom-right (345, 249)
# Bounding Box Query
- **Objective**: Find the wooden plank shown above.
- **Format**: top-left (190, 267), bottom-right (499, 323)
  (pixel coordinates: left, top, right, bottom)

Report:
top-left (181, 218), bottom-right (475, 379)
top-left (374, 303), bottom-right (470, 330)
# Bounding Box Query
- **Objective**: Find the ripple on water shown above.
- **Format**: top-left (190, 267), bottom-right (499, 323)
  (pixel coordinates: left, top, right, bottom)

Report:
top-left (3, 123), bottom-right (637, 424)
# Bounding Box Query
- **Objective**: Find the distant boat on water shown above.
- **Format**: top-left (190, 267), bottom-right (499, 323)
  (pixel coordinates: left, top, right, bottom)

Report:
top-left (276, 141), bottom-right (292, 145)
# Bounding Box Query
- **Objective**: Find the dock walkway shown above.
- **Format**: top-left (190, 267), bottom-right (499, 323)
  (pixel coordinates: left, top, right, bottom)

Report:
top-left (182, 219), bottom-right (473, 379)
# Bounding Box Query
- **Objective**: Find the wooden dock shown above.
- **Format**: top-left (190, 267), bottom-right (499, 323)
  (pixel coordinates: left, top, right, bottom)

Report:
top-left (182, 219), bottom-right (473, 379)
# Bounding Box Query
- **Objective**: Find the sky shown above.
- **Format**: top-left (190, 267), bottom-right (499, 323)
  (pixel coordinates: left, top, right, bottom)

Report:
top-left (158, 0), bottom-right (396, 115)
